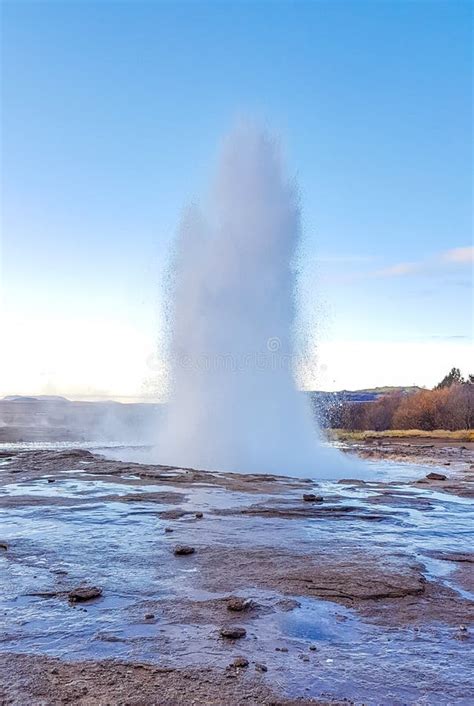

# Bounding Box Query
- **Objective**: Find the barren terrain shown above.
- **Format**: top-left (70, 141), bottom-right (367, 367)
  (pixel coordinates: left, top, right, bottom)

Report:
top-left (1, 441), bottom-right (473, 704)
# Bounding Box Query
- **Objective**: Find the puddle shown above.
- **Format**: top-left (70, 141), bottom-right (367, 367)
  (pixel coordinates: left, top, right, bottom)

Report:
top-left (271, 599), bottom-right (473, 705)
top-left (2, 477), bottom-right (183, 500)
top-left (278, 599), bottom-right (357, 642)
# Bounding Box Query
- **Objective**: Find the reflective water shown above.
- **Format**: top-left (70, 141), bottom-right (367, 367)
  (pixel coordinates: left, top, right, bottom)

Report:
top-left (0, 446), bottom-right (473, 704)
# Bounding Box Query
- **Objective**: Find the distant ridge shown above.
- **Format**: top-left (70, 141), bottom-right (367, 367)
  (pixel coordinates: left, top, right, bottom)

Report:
top-left (344, 386), bottom-right (422, 395)
top-left (308, 386), bottom-right (422, 403)
top-left (3, 387), bottom-right (423, 405)
top-left (0, 388), bottom-right (424, 444)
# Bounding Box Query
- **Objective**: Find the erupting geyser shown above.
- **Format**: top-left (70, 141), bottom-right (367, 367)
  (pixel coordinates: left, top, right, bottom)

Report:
top-left (157, 125), bottom-right (345, 477)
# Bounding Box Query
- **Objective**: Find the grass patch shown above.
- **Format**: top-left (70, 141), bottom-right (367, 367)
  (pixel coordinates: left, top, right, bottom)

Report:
top-left (328, 429), bottom-right (474, 442)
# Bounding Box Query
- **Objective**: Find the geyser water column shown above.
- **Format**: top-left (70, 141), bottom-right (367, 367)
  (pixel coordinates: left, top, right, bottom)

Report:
top-left (157, 125), bottom-right (342, 477)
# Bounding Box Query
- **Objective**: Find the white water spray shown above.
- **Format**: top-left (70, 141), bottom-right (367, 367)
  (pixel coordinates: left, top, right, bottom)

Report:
top-left (157, 126), bottom-right (347, 477)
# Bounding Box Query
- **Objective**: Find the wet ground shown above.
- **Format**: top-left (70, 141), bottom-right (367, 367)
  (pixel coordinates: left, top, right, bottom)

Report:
top-left (1, 441), bottom-right (473, 705)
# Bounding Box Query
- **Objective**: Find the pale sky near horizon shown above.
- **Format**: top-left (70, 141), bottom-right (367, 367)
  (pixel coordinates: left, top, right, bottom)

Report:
top-left (1, 0), bottom-right (472, 401)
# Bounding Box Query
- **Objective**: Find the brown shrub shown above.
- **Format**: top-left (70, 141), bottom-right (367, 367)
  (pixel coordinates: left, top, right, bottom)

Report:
top-left (337, 384), bottom-right (473, 432)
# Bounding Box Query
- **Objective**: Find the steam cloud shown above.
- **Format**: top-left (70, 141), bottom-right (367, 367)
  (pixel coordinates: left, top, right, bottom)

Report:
top-left (157, 125), bottom-right (348, 477)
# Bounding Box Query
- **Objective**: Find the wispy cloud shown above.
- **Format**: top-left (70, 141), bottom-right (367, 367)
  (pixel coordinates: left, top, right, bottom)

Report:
top-left (441, 246), bottom-right (474, 264)
top-left (321, 245), bottom-right (472, 286)
top-left (373, 245), bottom-right (473, 279)
top-left (374, 261), bottom-right (420, 277)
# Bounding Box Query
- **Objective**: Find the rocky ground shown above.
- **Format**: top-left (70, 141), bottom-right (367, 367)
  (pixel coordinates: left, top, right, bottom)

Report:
top-left (0, 441), bottom-right (473, 705)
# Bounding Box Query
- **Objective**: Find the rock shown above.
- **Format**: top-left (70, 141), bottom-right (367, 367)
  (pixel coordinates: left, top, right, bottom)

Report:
top-left (231, 656), bottom-right (249, 668)
top-left (444, 462), bottom-right (451, 466)
top-left (144, 613), bottom-right (155, 620)
top-left (164, 527), bottom-right (174, 533)
top-left (227, 596), bottom-right (251, 612)
top-left (426, 472), bottom-right (447, 481)
top-left (299, 654), bottom-right (310, 662)
top-left (303, 494), bottom-right (323, 502)
top-left (50, 667), bottom-right (59, 675)
top-left (309, 645), bottom-right (317, 651)
top-left (454, 628), bottom-right (469, 641)
top-left (275, 646), bottom-right (288, 652)
top-left (60, 449), bottom-right (95, 459)
top-left (220, 625), bottom-right (247, 639)
top-left (95, 632), bottom-right (122, 642)
top-left (277, 598), bottom-right (300, 612)
top-left (255, 662), bottom-right (267, 672)
top-left (47, 478), bottom-right (56, 483)
top-left (160, 509), bottom-right (188, 520)
top-left (337, 479), bottom-right (366, 485)
top-left (195, 512), bottom-right (204, 519)
top-left (173, 545), bottom-right (195, 556)
top-left (0, 542), bottom-right (8, 551)
top-left (68, 586), bottom-right (102, 602)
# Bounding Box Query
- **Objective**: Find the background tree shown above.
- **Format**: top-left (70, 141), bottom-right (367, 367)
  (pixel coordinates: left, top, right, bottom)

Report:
top-left (436, 367), bottom-right (465, 389)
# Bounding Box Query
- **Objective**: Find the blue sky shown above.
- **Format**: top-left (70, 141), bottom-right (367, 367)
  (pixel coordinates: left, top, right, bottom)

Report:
top-left (1, 0), bottom-right (472, 399)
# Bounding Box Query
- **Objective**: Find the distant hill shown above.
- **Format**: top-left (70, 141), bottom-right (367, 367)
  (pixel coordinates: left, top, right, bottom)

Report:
top-left (3, 388), bottom-right (422, 405)
top-left (306, 386), bottom-right (423, 427)
top-left (307, 386), bottom-right (422, 404)
top-left (3, 395), bottom-right (69, 402)
top-left (349, 386), bottom-right (422, 396)
top-left (0, 389), bottom-right (422, 443)
top-left (3, 396), bottom-right (42, 403)
top-left (0, 395), bottom-right (164, 443)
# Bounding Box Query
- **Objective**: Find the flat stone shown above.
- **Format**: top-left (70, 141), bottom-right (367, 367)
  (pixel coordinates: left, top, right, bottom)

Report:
top-left (426, 472), bottom-right (447, 481)
top-left (220, 625), bottom-right (247, 639)
top-left (173, 545), bottom-right (195, 556)
top-left (303, 494), bottom-right (323, 502)
top-left (68, 586), bottom-right (102, 602)
top-left (337, 479), bottom-right (366, 485)
top-left (95, 632), bottom-right (122, 643)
